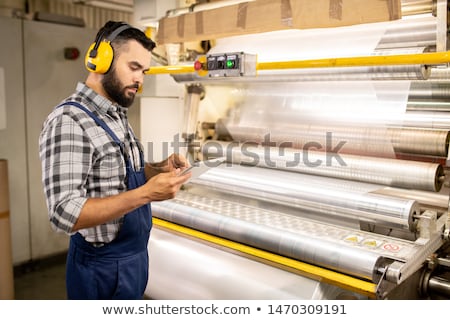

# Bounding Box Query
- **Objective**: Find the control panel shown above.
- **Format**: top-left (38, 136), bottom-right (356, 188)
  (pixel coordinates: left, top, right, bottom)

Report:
top-left (194, 52), bottom-right (257, 77)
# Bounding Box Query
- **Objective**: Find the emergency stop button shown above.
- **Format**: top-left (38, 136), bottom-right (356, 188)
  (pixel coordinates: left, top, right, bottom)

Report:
top-left (194, 60), bottom-right (203, 71)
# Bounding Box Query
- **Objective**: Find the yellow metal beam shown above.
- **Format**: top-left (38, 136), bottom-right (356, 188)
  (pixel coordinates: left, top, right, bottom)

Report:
top-left (153, 217), bottom-right (377, 298)
top-left (146, 65), bottom-right (195, 75)
top-left (146, 51), bottom-right (450, 75)
top-left (256, 51), bottom-right (450, 70)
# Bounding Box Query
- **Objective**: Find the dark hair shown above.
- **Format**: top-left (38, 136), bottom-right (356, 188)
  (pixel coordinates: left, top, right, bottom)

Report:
top-left (96, 20), bottom-right (156, 52)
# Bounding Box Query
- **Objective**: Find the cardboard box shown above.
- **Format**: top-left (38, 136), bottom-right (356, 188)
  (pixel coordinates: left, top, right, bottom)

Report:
top-left (157, 0), bottom-right (401, 44)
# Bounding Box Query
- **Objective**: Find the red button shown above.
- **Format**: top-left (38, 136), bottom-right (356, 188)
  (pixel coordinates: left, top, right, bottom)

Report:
top-left (194, 60), bottom-right (203, 70)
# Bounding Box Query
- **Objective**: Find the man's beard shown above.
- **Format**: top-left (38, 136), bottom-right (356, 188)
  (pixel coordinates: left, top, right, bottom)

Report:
top-left (102, 68), bottom-right (138, 108)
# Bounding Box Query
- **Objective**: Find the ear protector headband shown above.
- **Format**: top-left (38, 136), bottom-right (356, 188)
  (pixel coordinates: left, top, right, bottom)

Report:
top-left (85, 23), bottom-right (132, 74)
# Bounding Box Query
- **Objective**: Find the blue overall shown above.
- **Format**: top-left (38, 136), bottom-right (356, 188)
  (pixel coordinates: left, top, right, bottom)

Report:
top-left (59, 102), bottom-right (152, 299)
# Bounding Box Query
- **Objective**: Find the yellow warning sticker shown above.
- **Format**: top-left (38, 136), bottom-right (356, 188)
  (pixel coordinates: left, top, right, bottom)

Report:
top-left (363, 239), bottom-right (383, 248)
top-left (344, 235), bottom-right (363, 243)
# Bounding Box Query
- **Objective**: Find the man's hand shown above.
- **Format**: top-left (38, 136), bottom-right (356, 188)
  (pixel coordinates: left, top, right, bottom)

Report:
top-left (167, 153), bottom-right (189, 171)
top-left (145, 153), bottom-right (190, 180)
top-left (142, 169), bottom-right (191, 202)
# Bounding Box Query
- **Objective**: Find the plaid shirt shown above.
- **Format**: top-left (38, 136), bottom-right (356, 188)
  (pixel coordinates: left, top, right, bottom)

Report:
top-left (39, 82), bottom-right (144, 244)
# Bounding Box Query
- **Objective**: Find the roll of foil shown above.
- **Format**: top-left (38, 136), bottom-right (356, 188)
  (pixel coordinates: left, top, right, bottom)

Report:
top-left (192, 165), bottom-right (419, 231)
top-left (151, 195), bottom-right (387, 281)
top-left (201, 140), bottom-right (444, 192)
top-left (217, 122), bottom-right (450, 158)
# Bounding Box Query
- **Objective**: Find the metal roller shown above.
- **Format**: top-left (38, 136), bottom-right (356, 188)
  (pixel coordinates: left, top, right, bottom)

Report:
top-left (401, 0), bottom-right (434, 16)
top-left (429, 67), bottom-right (450, 80)
top-left (372, 187), bottom-right (449, 210)
top-left (409, 81), bottom-right (450, 101)
top-left (398, 111), bottom-right (450, 129)
top-left (191, 165), bottom-right (420, 231)
top-left (151, 194), bottom-right (388, 281)
top-left (217, 121), bottom-right (450, 158)
top-left (376, 16), bottom-right (437, 49)
top-left (201, 140), bottom-right (445, 192)
top-left (387, 127), bottom-right (450, 157)
top-left (407, 101), bottom-right (450, 112)
top-left (365, 64), bottom-right (430, 80)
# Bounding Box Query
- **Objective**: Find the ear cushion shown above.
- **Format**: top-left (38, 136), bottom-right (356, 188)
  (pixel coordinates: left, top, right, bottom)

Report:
top-left (85, 41), bottom-right (114, 74)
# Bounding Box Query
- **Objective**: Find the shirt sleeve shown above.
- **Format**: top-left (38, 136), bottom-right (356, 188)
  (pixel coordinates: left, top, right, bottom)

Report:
top-left (39, 112), bottom-right (91, 234)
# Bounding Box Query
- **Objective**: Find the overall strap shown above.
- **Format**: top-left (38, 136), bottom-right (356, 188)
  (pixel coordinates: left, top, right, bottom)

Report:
top-left (57, 101), bottom-right (144, 169)
top-left (57, 101), bottom-right (122, 145)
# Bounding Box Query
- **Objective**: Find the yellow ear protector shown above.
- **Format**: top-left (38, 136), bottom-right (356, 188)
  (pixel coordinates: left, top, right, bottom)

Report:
top-left (85, 24), bottom-right (132, 74)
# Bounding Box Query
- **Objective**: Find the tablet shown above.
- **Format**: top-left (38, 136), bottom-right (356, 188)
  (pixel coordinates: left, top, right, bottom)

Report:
top-left (179, 157), bottom-right (226, 180)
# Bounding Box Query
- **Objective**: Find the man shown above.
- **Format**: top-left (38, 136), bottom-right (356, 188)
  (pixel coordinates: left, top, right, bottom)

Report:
top-left (39, 21), bottom-right (191, 299)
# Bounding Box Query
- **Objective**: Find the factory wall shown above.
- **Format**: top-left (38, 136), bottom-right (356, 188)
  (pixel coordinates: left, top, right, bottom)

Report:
top-left (0, 16), bottom-right (96, 264)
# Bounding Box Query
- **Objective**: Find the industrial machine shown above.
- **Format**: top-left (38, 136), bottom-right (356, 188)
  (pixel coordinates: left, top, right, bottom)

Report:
top-left (144, 0), bottom-right (450, 299)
